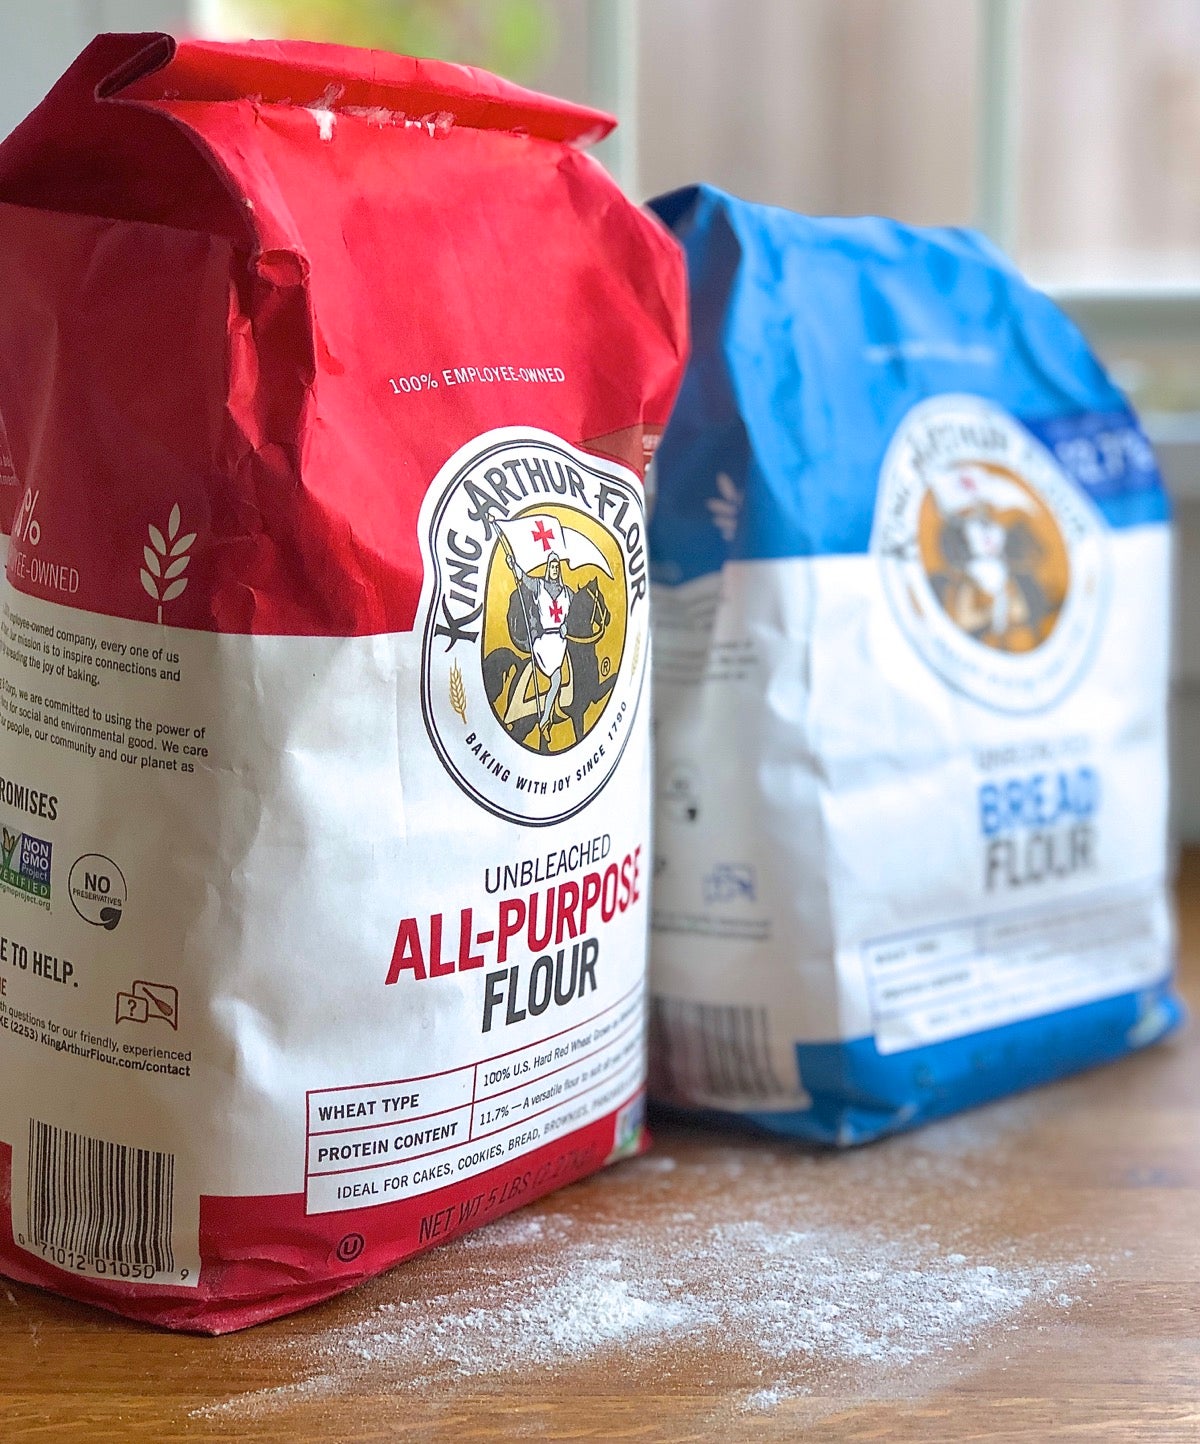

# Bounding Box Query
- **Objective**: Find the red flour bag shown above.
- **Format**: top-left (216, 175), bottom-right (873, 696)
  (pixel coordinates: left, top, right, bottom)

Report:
top-left (0, 33), bottom-right (685, 1332)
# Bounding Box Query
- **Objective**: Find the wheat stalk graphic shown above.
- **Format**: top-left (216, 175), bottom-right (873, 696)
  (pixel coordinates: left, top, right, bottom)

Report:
top-left (707, 471), bottom-right (742, 542)
top-left (449, 661), bottom-right (467, 723)
top-left (140, 504), bottom-right (195, 623)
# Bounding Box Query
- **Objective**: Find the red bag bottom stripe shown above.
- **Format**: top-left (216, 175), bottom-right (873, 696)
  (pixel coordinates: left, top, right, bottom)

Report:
top-left (0, 1094), bottom-right (647, 1334)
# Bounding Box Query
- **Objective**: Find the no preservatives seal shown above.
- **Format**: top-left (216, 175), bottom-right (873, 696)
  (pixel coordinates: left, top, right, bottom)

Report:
top-left (68, 853), bottom-right (127, 930)
top-left (419, 428), bottom-right (649, 826)
top-left (871, 395), bottom-right (1111, 714)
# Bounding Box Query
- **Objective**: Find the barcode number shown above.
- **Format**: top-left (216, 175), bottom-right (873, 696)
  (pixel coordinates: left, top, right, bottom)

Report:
top-left (22, 1119), bottom-right (184, 1283)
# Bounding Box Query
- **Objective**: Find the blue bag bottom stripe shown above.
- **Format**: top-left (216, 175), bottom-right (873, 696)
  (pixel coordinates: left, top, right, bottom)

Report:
top-left (664, 981), bottom-right (1184, 1148)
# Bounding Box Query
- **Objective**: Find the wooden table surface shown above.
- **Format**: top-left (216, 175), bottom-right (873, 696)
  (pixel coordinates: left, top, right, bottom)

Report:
top-left (6, 860), bottom-right (1200, 1443)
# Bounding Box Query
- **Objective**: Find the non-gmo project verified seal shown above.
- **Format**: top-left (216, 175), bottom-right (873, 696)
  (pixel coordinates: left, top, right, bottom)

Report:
top-left (0, 824), bottom-right (51, 908)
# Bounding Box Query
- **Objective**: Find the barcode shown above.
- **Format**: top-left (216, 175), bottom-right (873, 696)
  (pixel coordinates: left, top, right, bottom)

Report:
top-left (26, 1119), bottom-right (176, 1273)
top-left (650, 997), bottom-right (786, 1101)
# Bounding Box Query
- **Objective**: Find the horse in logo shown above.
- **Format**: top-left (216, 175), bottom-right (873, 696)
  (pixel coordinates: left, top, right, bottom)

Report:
top-left (483, 515), bottom-right (620, 752)
top-left (561, 579), bottom-right (616, 744)
top-left (925, 466), bottom-right (1061, 649)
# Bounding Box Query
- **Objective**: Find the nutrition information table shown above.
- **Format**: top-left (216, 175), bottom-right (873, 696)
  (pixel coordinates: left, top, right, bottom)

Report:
top-left (304, 982), bottom-right (644, 1212)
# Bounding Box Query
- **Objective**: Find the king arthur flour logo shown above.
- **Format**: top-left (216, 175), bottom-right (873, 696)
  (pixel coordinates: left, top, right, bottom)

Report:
top-left (872, 395), bottom-right (1110, 713)
top-left (420, 428), bottom-right (648, 825)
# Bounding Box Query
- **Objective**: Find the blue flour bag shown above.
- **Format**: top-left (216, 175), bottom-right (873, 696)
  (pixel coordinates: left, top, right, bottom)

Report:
top-left (646, 184), bottom-right (1181, 1144)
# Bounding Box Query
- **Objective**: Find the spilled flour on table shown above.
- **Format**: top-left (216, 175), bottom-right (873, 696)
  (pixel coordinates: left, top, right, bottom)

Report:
top-left (194, 1129), bottom-right (1094, 1423)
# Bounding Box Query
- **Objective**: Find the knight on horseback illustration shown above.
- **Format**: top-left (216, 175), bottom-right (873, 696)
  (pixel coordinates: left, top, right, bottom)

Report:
top-left (923, 464), bottom-right (1063, 652)
top-left (483, 511), bottom-right (622, 754)
top-left (507, 547), bottom-right (572, 742)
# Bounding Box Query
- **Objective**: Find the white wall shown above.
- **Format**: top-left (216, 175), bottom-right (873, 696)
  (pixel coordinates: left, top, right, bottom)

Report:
top-left (0, 0), bottom-right (192, 140)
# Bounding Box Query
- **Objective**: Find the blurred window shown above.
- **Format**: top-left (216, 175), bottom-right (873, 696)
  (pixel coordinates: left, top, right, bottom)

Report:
top-left (1017, 0), bottom-right (1200, 290)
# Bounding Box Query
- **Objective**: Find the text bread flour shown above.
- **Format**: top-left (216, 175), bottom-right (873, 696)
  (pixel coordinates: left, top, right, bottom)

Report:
top-left (0, 34), bottom-right (686, 1330)
top-left (646, 184), bottom-right (1180, 1144)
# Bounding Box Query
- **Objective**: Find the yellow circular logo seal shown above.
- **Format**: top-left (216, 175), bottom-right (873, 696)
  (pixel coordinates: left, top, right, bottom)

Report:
top-left (481, 501), bottom-right (628, 755)
top-left (873, 396), bottom-right (1110, 712)
top-left (419, 428), bottom-right (648, 825)
top-left (916, 463), bottom-right (1071, 654)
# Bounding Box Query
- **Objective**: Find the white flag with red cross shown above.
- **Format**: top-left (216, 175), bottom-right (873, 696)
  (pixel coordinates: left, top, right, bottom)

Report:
top-left (498, 514), bottom-right (613, 578)
top-left (927, 465), bottom-right (1036, 518)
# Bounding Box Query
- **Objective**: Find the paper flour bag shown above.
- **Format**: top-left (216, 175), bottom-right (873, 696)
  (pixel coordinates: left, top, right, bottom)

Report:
top-left (646, 184), bottom-right (1179, 1144)
top-left (0, 33), bottom-right (685, 1331)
